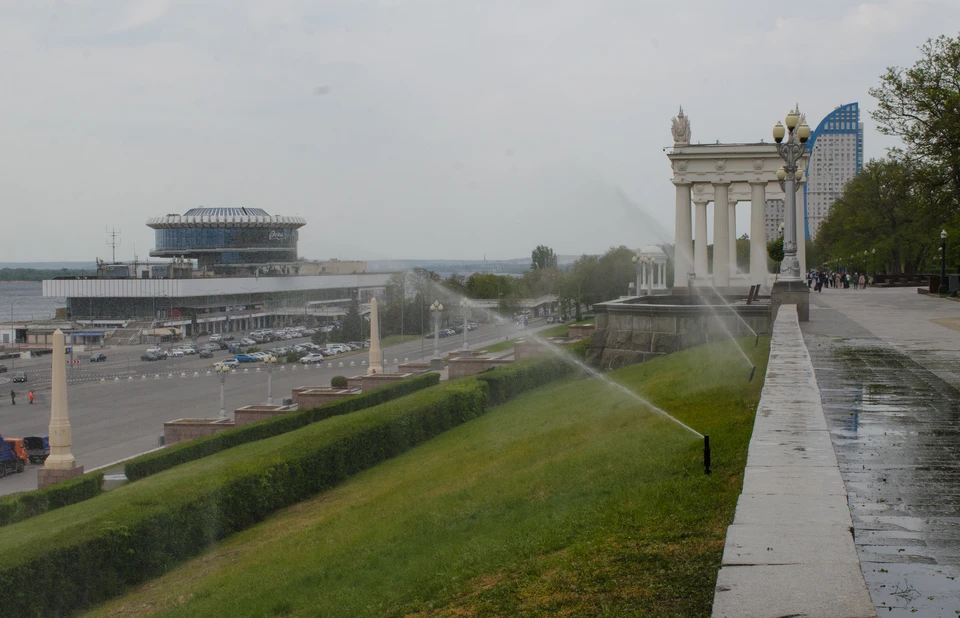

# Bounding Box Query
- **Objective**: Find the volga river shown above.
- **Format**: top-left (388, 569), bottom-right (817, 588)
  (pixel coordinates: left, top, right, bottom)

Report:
top-left (0, 282), bottom-right (64, 322)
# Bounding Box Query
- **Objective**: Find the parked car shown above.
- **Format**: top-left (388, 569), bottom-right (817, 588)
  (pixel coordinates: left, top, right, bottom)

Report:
top-left (209, 334), bottom-right (223, 342)
top-left (215, 358), bottom-right (239, 369)
top-left (169, 349), bottom-right (185, 357)
top-left (89, 353), bottom-right (107, 362)
top-left (300, 353), bottom-right (325, 364)
top-left (239, 338), bottom-right (256, 346)
top-left (0, 364), bottom-right (6, 373)
top-left (141, 353), bottom-right (160, 361)
top-left (176, 347), bottom-right (197, 355)
top-left (468, 322), bottom-right (478, 330)
top-left (198, 349), bottom-right (214, 359)
top-left (12, 372), bottom-right (26, 383)
top-left (234, 354), bottom-right (257, 363)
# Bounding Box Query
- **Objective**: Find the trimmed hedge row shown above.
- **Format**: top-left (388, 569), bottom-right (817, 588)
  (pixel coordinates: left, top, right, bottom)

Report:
top-left (476, 355), bottom-right (575, 406)
top-left (125, 372), bottom-right (440, 481)
top-left (0, 471), bottom-right (104, 527)
top-left (0, 381), bottom-right (487, 617)
top-left (0, 357), bottom-right (576, 616)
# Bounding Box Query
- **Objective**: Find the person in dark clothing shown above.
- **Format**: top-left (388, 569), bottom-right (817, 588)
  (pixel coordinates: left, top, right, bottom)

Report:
top-left (10, 390), bottom-right (15, 405)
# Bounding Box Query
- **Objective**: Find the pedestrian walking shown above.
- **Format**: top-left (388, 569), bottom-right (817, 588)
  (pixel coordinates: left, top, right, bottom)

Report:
top-left (10, 390), bottom-right (15, 405)
top-left (28, 390), bottom-right (34, 405)
top-left (859, 273), bottom-right (866, 290)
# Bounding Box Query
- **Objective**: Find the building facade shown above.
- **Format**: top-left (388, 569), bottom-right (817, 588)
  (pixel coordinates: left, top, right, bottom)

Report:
top-left (147, 207), bottom-right (306, 274)
top-left (765, 199), bottom-right (785, 244)
top-left (803, 103), bottom-right (863, 240)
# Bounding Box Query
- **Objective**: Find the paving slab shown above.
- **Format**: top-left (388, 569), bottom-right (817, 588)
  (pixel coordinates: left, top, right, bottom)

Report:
top-left (803, 288), bottom-right (960, 615)
top-left (713, 563), bottom-right (877, 618)
top-left (712, 305), bottom-right (874, 617)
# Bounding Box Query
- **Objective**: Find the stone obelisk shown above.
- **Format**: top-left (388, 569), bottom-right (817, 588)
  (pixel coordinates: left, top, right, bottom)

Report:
top-left (367, 297), bottom-right (383, 374)
top-left (39, 329), bottom-right (83, 488)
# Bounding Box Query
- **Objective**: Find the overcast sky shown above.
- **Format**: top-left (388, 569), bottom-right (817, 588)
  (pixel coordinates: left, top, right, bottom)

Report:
top-left (2, 1), bottom-right (959, 263)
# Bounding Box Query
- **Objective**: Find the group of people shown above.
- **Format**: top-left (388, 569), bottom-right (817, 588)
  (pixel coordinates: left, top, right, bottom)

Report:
top-left (808, 270), bottom-right (869, 292)
top-left (6, 390), bottom-right (34, 405)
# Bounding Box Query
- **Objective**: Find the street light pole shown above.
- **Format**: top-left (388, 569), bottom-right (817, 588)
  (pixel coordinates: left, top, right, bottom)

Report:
top-left (265, 354), bottom-right (276, 405)
top-left (939, 230), bottom-right (949, 295)
top-left (772, 108), bottom-right (811, 282)
top-left (459, 298), bottom-right (470, 352)
top-left (216, 365), bottom-right (229, 420)
top-left (429, 300), bottom-right (443, 370)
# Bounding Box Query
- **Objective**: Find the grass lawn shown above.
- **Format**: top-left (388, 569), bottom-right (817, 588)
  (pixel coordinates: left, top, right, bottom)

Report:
top-left (87, 336), bottom-right (769, 618)
top-left (380, 334), bottom-right (421, 347)
top-left (480, 338), bottom-right (516, 353)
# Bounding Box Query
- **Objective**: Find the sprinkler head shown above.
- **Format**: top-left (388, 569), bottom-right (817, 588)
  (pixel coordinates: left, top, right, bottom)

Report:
top-left (755, 335), bottom-right (759, 348)
top-left (748, 366), bottom-right (756, 382)
top-left (703, 435), bottom-right (711, 475)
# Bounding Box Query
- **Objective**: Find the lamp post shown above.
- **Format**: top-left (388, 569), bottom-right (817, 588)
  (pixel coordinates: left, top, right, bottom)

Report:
top-left (215, 364), bottom-right (229, 420)
top-left (872, 248), bottom-right (876, 283)
top-left (772, 108), bottom-right (811, 281)
top-left (429, 300), bottom-right (443, 366)
top-left (459, 298), bottom-right (470, 352)
top-left (265, 354), bottom-right (276, 405)
top-left (939, 230), bottom-right (949, 295)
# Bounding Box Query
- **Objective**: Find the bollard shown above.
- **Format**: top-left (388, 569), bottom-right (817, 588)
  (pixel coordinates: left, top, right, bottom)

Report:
top-left (180, 372), bottom-right (186, 378)
top-left (243, 368), bottom-right (249, 374)
top-left (256, 367), bottom-right (261, 372)
top-left (168, 374), bottom-right (173, 379)
top-left (361, 361), bottom-right (366, 366)
top-left (206, 370), bottom-right (212, 376)
top-left (100, 378), bottom-right (106, 383)
top-left (394, 358), bottom-right (399, 364)
top-left (114, 377), bottom-right (120, 381)
top-left (193, 371), bottom-right (199, 378)
top-left (338, 362), bottom-right (344, 367)
top-left (128, 376), bottom-right (133, 381)
top-left (155, 374), bottom-right (160, 379)
top-left (280, 365), bottom-right (286, 371)
top-left (350, 361), bottom-right (355, 367)
top-left (327, 362), bottom-right (333, 368)
top-left (404, 357), bottom-right (409, 362)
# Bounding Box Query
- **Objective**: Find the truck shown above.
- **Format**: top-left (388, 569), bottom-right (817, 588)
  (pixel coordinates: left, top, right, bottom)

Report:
top-left (0, 436), bottom-right (27, 477)
top-left (24, 436), bottom-right (49, 464)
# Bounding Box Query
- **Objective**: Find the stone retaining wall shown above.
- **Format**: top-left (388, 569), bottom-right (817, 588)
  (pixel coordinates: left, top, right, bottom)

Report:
top-left (294, 387), bottom-right (358, 409)
top-left (587, 298), bottom-right (769, 369)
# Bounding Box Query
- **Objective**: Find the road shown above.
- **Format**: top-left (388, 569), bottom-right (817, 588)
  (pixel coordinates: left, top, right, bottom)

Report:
top-left (0, 319), bottom-right (538, 496)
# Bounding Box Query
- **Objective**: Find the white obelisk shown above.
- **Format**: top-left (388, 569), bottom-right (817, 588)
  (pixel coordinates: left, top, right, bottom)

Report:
top-left (367, 297), bottom-right (383, 374)
top-left (45, 329), bottom-right (76, 469)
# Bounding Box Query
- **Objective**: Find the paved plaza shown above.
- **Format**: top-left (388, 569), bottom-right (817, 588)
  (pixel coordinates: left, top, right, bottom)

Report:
top-left (804, 287), bottom-right (960, 616)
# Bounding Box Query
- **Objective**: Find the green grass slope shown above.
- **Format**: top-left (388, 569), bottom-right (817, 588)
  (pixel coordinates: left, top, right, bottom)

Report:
top-left (87, 337), bottom-right (768, 618)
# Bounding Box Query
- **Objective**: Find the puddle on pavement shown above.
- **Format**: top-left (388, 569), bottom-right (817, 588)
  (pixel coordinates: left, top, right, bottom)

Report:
top-left (805, 330), bottom-right (960, 614)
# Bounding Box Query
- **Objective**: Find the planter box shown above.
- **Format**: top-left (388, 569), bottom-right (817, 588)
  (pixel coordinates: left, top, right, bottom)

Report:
top-left (234, 404), bottom-right (298, 427)
top-left (163, 418), bottom-right (236, 446)
top-left (448, 357), bottom-right (513, 379)
top-left (294, 387), bottom-right (358, 409)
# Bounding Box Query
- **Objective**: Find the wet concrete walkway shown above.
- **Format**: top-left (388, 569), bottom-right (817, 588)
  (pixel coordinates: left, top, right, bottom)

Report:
top-left (804, 288), bottom-right (960, 616)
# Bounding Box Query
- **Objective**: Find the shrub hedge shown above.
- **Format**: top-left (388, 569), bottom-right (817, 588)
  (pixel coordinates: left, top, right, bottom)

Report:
top-left (476, 355), bottom-right (575, 406)
top-left (0, 471), bottom-right (104, 527)
top-left (0, 381), bottom-right (487, 617)
top-left (125, 372), bottom-right (440, 482)
top-left (0, 357), bottom-right (575, 616)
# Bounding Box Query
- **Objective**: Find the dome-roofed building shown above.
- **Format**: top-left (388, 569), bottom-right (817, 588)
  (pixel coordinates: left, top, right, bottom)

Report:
top-left (147, 207), bottom-right (307, 273)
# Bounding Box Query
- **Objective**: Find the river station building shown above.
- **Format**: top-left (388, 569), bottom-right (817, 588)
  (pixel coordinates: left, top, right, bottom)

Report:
top-left (42, 208), bottom-right (387, 337)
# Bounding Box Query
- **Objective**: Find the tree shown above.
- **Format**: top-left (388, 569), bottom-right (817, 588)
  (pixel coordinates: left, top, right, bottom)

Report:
top-left (340, 296), bottom-right (362, 342)
top-left (767, 237), bottom-right (784, 270)
top-left (815, 157), bottom-right (945, 274)
top-left (531, 245), bottom-right (558, 270)
top-left (736, 234), bottom-right (751, 273)
top-left (870, 34), bottom-right (960, 210)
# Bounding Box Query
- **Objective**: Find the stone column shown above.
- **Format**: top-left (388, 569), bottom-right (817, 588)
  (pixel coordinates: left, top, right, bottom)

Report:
top-left (750, 182), bottom-right (767, 286)
top-left (694, 201), bottom-right (709, 279)
top-left (39, 329), bottom-right (83, 488)
top-left (728, 200), bottom-right (738, 279)
top-left (712, 183), bottom-right (730, 287)
top-left (674, 183), bottom-right (692, 284)
top-left (367, 297), bottom-right (383, 374)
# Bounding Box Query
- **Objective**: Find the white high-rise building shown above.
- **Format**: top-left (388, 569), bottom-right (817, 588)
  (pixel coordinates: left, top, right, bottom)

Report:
top-left (803, 103), bottom-right (863, 240)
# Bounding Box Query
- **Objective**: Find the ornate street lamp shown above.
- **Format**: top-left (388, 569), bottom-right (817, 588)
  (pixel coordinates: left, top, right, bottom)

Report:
top-left (872, 248), bottom-right (877, 282)
top-left (772, 108), bottom-right (811, 281)
top-left (265, 354), bottom-right (277, 405)
top-left (215, 363), bottom-right (230, 420)
top-left (939, 230), bottom-right (949, 295)
top-left (459, 298), bottom-right (470, 352)
top-left (429, 300), bottom-right (443, 361)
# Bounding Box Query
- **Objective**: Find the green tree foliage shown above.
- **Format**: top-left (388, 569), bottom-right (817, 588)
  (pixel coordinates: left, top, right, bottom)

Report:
top-left (767, 237), bottom-right (784, 267)
top-left (736, 234), bottom-right (751, 273)
top-left (815, 158), bottom-right (947, 274)
top-left (870, 34), bottom-right (960, 209)
top-left (340, 296), bottom-right (363, 342)
top-left (530, 245), bottom-right (558, 270)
